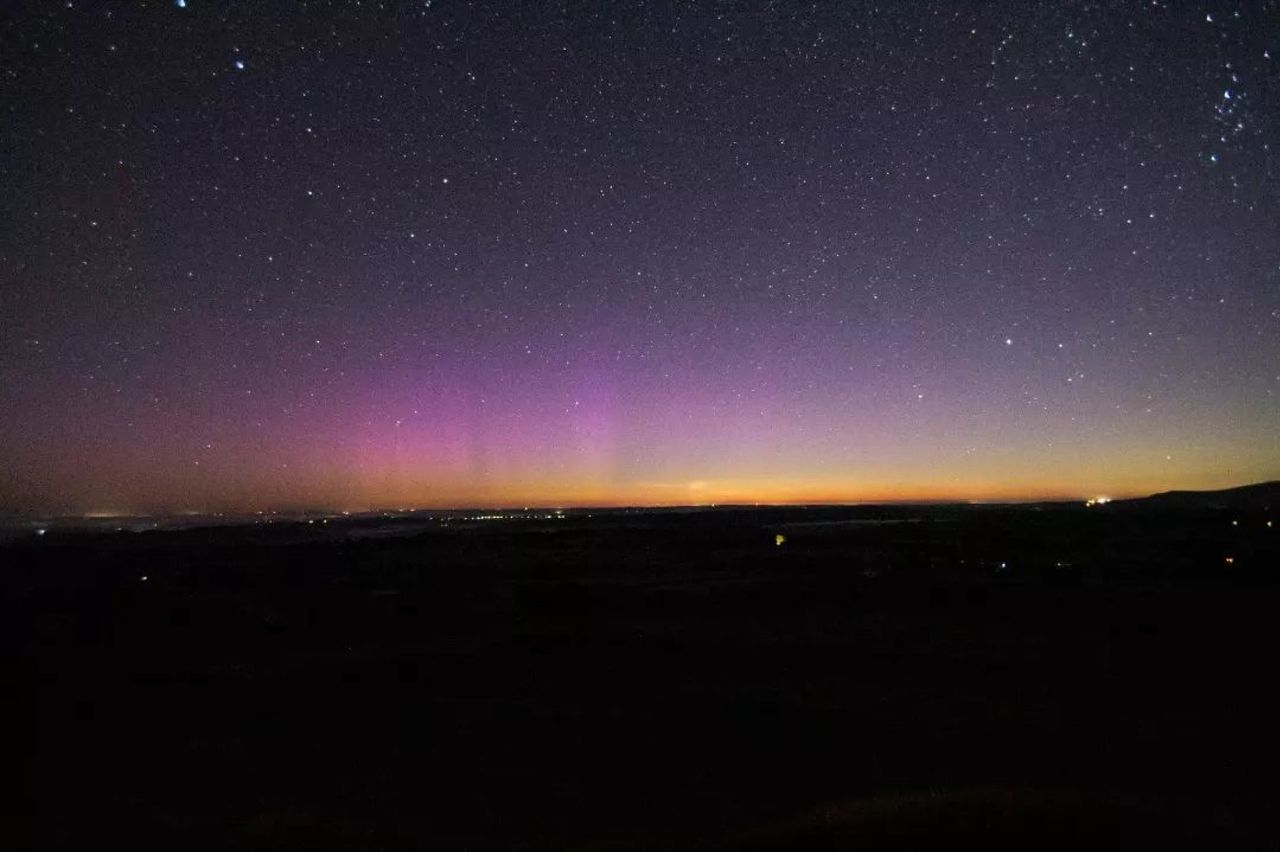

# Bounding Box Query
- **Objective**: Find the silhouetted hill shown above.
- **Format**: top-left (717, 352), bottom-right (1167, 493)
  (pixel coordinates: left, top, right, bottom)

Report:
top-left (1121, 481), bottom-right (1280, 510)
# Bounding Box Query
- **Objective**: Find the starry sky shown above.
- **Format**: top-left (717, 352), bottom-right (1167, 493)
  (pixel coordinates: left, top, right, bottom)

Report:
top-left (2, 1), bottom-right (1278, 514)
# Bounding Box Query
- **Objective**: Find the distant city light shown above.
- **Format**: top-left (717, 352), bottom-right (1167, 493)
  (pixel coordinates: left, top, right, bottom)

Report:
top-left (1085, 496), bottom-right (1111, 507)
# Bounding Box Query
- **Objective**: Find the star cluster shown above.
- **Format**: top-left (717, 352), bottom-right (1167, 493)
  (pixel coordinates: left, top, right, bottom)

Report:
top-left (1, 1), bottom-right (1277, 512)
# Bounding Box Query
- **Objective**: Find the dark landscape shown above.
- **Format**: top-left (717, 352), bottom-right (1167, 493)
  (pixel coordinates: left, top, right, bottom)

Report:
top-left (11, 485), bottom-right (1279, 849)
top-left (5, 3), bottom-right (1280, 847)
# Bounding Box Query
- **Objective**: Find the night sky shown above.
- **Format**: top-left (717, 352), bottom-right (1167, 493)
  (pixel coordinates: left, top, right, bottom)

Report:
top-left (2, 1), bottom-right (1278, 513)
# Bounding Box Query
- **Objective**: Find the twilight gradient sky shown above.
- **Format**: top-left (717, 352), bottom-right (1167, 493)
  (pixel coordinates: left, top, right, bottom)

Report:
top-left (2, 1), bottom-right (1278, 513)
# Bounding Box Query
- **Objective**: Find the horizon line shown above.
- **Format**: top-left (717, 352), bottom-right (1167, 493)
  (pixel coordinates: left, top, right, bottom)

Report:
top-left (5, 479), bottom-right (1276, 522)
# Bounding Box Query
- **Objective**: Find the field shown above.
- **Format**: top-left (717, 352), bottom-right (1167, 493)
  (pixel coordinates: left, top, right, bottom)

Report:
top-left (10, 502), bottom-right (1279, 849)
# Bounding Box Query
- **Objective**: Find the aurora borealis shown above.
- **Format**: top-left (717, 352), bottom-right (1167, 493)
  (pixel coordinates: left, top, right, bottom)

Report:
top-left (2, 1), bottom-right (1278, 513)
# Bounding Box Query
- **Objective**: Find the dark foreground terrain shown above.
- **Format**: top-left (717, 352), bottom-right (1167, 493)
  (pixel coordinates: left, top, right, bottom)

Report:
top-left (9, 497), bottom-right (1280, 849)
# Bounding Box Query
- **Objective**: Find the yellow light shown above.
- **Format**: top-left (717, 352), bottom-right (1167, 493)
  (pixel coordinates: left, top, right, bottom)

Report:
top-left (775, 533), bottom-right (786, 547)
